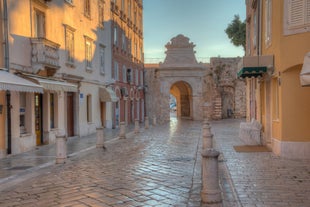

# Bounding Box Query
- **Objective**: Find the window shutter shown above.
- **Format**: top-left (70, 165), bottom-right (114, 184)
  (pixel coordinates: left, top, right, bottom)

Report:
top-left (289, 0), bottom-right (305, 27)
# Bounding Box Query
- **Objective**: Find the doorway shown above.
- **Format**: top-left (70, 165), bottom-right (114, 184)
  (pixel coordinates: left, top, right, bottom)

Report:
top-left (101, 102), bottom-right (106, 127)
top-left (170, 81), bottom-right (192, 119)
top-left (67, 92), bottom-right (74, 137)
top-left (35, 93), bottom-right (43, 145)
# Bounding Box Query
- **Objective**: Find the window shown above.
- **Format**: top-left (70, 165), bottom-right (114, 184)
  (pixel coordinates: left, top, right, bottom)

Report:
top-left (113, 61), bottom-right (119, 81)
top-left (65, 0), bottom-right (73, 4)
top-left (265, 0), bottom-right (272, 46)
top-left (284, 0), bottom-right (310, 35)
top-left (114, 26), bottom-right (118, 46)
top-left (127, 68), bottom-right (131, 83)
top-left (121, 0), bottom-right (125, 11)
top-left (65, 25), bottom-right (75, 64)
top-left (98, 0), bottom-right (104, 28)
top-left (85, 37), bottom-right (92, 69)
top-left (122, 66), bottom-right (127, 82)
top-left (50, 93), bottom-right (55, 129)
top-left (272, 78), bottom-right (279, 120)
top-left (84, 0), bottom-right (91, 18)
top-left (87, 95), bottom-right (92, 122)
top-left (100, 45), bottom-right (105, 74)
top-left (20, 92), bottom-right (26, 134)
top-left (34, 9), bottom-right (45, 38)
top-left (122, 31), bottom-right (126, 51)
top-left (135, 69), bottom-right (139, 85)
top-left (253, 11), bottom-right (257, 49)
top-left (140, 70), bottom-right (143, 86)
top-left (128, 0), bottom-right (131, 19)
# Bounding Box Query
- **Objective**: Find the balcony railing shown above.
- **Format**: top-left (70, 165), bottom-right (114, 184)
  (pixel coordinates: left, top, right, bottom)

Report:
top-left (31, 37), bottom-right (60, 74)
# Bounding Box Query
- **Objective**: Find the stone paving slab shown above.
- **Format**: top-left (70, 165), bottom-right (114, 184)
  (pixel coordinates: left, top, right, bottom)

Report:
top-left (1, 118), bottom-right (309, 207)
top-left (0, 119), bottom-right (206, 206)
top-left (211, 119), bottom-right (310, 207)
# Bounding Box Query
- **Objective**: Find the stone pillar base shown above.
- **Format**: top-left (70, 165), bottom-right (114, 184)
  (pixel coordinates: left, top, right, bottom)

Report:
top-left (0, 149), bottom-right (6, 159)
top-left (134, 119), bottom-right (140, 134)
top-left (56, 135), bottom-right (67, 164)
top-left (119, 122), bottom-right (126, 139)
top-left (145, 116), bottom-right (149, 129)
top-left (96, 127), bottom-right (105, 148)
top-left (153, 116), bottom-right (156, 126)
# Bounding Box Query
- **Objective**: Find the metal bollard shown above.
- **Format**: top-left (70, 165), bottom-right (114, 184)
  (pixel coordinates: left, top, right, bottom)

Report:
top-left (202, 120), bottom-right (213, 149)
top-left (134, 119), bottom-right (140, 134)
top-left (96, 127), bottom-right (105, 148)
top-left (145, 116), bottom-right (149, 129)
top-left (153, 116), bottom-right (156, 126)
top-left (201, 148), bottom-right (222, 205)
top-left (56, 134), bottom-right (67, 164)
top-left (119, 122), bottom-right (126, 139)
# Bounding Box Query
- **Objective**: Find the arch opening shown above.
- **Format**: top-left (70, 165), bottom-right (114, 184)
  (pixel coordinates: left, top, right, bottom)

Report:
top-left (170, 81), bottom-right (192, 119)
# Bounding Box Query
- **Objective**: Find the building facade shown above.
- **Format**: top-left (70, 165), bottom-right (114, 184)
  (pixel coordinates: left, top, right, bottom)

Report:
top-left (109, 0), bottom-right (144, 127)
top-left (238, 0), bottom-right (310, 158)
top-left (0, 0), bottom-right (144, 157)
top-left (145, 34), bottom-right (246, 124)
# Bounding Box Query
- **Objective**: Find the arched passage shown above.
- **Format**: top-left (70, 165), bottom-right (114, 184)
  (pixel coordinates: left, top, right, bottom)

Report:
top-left (170, 81), bottom-right (192, 118)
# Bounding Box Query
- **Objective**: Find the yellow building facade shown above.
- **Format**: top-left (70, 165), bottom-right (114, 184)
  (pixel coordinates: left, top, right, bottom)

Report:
top-left (0, 0), bottom-right (144, 157)
top-left (239, 0), bottom-right (310, 159)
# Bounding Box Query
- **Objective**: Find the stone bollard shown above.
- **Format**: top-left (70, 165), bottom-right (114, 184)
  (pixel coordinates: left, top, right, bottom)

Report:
top-left (96, 127), bottom-right (105, 148)
top-left (56, 134), bottom-right (67, 164)
top-left (202, 120), bottom-right (213, 149)
top-left (119, 122), bottom-right (126, 139)
top-left (153, 116), bottom-right (157, 126)
top-left (201, 148), bottom-right (222, 205)
top-left (134, 119), bottom-right (140, 134)
top-left (144, 116), bottom-right (149, 129)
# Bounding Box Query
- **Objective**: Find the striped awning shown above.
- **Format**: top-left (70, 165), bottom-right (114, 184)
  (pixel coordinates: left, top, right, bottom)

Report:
top-left (99, 87), bottom-right (118, 102)
top-left (0, 70), bottom-right (43, 93)
top-left (22, 75), bottom-right (78, 92)
top-left (300, 52), bottom-right (310, 87)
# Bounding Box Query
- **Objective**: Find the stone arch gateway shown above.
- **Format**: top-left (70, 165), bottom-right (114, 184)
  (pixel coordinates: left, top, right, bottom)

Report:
top-left (144, 34), bottom-right (246, 124)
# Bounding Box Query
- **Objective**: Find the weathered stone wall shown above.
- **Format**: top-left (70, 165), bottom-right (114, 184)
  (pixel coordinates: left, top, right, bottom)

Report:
top-left (144, 35), bottom-right (246, 124)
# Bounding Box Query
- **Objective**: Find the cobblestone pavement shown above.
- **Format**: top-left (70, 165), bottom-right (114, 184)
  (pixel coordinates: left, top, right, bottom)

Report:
top-left (211, 119), bottom-right (310, 207)
top-left (0, 118), bottom-right (309, 207)
top-left (0, 118), bottom-right (207, 207)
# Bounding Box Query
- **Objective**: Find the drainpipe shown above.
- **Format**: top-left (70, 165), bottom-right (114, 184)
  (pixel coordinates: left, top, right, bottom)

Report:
top-left (3, 0), bottom-right (11, 154)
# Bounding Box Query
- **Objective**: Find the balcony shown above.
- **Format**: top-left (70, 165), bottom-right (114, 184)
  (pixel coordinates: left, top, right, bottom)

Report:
top-left (31, 38), bottom-right (60, 75)
top-left (237, 55), bottom-right (273, 78)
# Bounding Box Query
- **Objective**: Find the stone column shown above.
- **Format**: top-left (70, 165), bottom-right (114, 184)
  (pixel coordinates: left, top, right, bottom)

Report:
top-left (202, 120), bottom-right (213, 149)
top-left (144, 116), bottom-right (149, 129)
top-left (119, 122), bottom-right (126, 139)
top-left (96, 127), bottom-right (104, 148)
top-left (153, 115), bottom-right (156, 126)
top-left (134, 119), bottom-right (140, 134)
top-left (56, 134), bottom-right (67, 164)
top-left (201, 148), bottom-right (222, 205)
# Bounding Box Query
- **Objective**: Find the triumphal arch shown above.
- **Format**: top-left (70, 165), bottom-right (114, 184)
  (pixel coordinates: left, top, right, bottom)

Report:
top-left (145, 34), bottom-right (246, 124)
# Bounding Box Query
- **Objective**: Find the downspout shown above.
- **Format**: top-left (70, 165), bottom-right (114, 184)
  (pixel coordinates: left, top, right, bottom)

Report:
top-left (3, 0), bottom-right (11, 154)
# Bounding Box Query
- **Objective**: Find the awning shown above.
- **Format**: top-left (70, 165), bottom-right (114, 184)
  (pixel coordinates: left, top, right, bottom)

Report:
top-left (238, 55), bottom-right (273, 78)
top-left (237, 67), bottom-right (267, 78)
top-left (99, 87), bottom-right (118, 102)
top-left (23, 75), bottom-right (78, 92)
top-left (0, 70), bottom-right (43, 93)
top-left (300, 52), bottom-right (310, 87)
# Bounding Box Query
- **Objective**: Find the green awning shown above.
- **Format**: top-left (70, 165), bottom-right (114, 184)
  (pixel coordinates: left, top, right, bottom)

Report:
top-left (237, 67), bottom-right (267, 78)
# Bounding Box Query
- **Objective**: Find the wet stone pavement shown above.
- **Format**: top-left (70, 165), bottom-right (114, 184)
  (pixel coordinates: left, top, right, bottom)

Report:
top-left (0, 119), bottom-right (207, 207)
top-left (0, 118), bottom-right (309, 207)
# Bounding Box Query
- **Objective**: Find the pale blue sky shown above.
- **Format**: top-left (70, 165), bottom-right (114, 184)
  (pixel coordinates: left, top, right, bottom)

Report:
top-left (143, 0), bottom-right (246, 63)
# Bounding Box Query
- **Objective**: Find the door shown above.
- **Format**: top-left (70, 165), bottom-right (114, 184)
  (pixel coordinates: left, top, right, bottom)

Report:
top-left (67, 92), bottom-right (74, 137)
top-left (101, 102), bottom-right (106, 127)
top-left (35, 93), bottom-right (43, 145)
